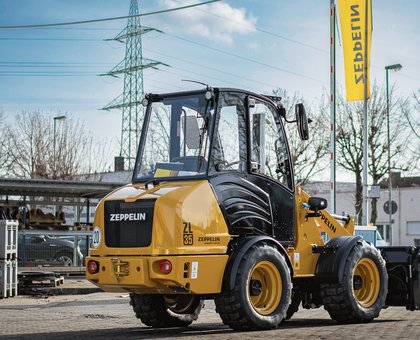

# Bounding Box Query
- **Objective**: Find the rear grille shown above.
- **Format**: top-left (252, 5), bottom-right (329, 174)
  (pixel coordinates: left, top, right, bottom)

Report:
top-left (104, 200), bottom-right (154, 248)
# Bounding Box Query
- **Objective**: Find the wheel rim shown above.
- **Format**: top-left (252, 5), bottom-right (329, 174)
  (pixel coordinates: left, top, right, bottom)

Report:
top-left (352, 258), bottom-right (380, 308)
top-left (57, 255), bottom-right (72, 266)
top-left (248, 261), bottom-right (282, 315)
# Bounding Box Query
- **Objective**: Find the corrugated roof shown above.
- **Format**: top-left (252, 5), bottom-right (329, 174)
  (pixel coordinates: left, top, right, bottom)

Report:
top-left (0, 178), bottom-right (126, 198)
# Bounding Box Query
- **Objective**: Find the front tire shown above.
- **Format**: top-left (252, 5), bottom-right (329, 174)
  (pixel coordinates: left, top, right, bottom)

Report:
top-left (215, 242), bottom-right (292, 330)
top-left (129, 294), bottom-right (202, 328)
top-left (320, 241), bottom-right (388, 323)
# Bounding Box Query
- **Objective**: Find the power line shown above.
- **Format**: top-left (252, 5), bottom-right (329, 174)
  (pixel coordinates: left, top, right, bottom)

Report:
top-left (0, 0), bottom-right (222, 29)
top-left (3, 38), bottom-right (417, 84)
top-left (0, 61), bottom-right (111, 65)
top-left (164, 32), bottom-right (324, 84)
top-left (170, 0), bottom-right (328, 55)
top-left (0, 64), bottom-right (111, 69)
top-left (144, 47), bottom-right (280, 90)
top-left (0, 37), bottom-right (101, 41)
top-left (0, 71), bottom-right (96, 77)
top-left (146, 77), bottom-right (185, 91)
top-left (163, 67), bottom-right (261, 93)
top-left (11, 27), bottom-right (121, 31)
top-left (0, 34), bottom-right (323, 83)
top-left (167, 0), bottom-right (420, 84)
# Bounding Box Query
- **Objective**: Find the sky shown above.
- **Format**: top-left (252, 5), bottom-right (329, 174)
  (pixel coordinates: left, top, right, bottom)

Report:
top-left (0, 0), bottom-right (419, 180)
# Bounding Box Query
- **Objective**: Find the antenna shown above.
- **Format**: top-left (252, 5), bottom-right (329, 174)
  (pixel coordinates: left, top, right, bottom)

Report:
top-left (181, 79), bottom-right (211, 87)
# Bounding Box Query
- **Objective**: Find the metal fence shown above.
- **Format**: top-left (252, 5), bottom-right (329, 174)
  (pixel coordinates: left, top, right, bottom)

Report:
top-left (19, 230), bottom-right (92, 269)
top-left (1, 221), bottom-right (18, 297)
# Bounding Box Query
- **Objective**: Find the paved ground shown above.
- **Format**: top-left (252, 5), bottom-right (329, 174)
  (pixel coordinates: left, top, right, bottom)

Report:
top-left (1, 291), bottom-right (419, 340)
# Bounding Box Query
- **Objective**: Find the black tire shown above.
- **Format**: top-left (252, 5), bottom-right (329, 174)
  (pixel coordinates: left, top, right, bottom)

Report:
top-left (215, 242), bottom-right (292, 330)
top-left (320, 241), bottom-right (388, 323)
top-left (129, 294), bottom-right (202, 328)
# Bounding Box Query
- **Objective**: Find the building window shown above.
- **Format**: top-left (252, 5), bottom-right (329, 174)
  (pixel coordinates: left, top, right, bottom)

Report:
top-left (377, 224), bottom-right (392, 245)
top-left (407, 221), bottom-right (420, 235)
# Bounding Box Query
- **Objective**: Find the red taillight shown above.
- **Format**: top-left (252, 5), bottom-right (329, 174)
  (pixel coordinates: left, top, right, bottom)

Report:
top-left (159, 260), bottom-right (172, 274)
top-left (87, 260), bottom-right (99, 274)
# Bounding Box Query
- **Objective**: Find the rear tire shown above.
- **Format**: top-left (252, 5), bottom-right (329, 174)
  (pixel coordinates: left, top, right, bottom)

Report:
top-left (215, 242), bottom-right (292, 330)
top-left (129, 294), bottom-right (202, 328)
top-left (320, 241), bottom-right (388, 323)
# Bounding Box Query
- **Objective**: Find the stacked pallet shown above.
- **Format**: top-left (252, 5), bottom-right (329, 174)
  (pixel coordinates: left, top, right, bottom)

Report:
top-left (18, 271), bottom-right (64, 288)
top-left (0, 220), bottom-right (18, 298)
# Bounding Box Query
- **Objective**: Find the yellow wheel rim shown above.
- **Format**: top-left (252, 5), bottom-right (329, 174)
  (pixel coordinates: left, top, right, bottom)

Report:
top-left (248, 261), bottom-right (282, 315)
top-left (352, 258), bottom-right (380, 308)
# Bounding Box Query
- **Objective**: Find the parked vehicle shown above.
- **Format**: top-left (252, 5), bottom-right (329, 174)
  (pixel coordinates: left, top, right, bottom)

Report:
top-left (18, 234), bottom-right (83, 266)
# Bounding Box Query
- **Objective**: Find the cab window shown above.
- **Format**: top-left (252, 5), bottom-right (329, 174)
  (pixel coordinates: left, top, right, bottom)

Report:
top-left (249, 99), bottom-right (291, 189)
top-left (210, 92), bottom-right (247, 173)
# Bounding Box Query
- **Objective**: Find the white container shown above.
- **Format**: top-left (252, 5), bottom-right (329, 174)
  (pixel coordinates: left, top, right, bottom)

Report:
top-left (0, 260), bottom-right (18, 298)
top-left (0, 220), bottom-right (18, 260)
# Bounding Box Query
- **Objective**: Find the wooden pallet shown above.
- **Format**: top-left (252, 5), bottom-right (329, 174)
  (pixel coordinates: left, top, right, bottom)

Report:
top-left (18, 272), bottom-right (65, 288)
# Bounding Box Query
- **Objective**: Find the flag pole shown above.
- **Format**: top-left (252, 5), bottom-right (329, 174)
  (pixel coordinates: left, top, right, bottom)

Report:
top-left (362, 0), bottom-right (369, 225)
top-left (330, 0), bottom-right (337, 214)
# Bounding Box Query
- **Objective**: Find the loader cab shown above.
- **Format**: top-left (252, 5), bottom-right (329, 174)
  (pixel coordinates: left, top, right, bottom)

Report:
top-left (208, 90), bottom-right (295, 243)
top-left (133, 88), bottom-right (295, 243)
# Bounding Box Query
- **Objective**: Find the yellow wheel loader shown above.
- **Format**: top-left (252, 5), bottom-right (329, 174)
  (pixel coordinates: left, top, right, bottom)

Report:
top-left (86, 87), bottom-right (419, 330)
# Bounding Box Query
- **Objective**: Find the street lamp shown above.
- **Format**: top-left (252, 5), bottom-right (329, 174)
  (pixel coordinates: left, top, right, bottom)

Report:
top-left (53, 115), bottom-right (66, 177)
top-left (385, 63), bottom-right (402, 244)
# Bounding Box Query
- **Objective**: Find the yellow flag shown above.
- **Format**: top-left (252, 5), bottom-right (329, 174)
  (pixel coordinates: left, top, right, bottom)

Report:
top-left (337, 0), bottom-right (372, 101)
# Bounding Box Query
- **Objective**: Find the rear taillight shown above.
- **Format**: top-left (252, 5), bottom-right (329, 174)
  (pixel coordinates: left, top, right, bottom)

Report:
top-left (159, 260), bottom-right (172, 274)
top-left (87, 260), bottom-right (99, 274)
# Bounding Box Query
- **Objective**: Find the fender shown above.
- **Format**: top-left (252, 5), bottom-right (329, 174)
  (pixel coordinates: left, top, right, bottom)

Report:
top-left (222, 236), bottom-right (293, 292)
top-left (315, 235), bottom-right (363, 283)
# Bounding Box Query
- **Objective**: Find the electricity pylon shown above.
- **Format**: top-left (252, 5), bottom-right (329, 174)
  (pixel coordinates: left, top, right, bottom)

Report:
top-left (102, 0), bottom-right (168, 170)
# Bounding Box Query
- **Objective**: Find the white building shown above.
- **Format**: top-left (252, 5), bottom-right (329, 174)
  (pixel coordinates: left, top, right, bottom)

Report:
top-left (304, 175), bottom-right (420, 247)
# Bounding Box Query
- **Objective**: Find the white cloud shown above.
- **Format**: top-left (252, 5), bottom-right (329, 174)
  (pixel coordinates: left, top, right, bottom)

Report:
top-left (159, 0), bottom-right (257, 44)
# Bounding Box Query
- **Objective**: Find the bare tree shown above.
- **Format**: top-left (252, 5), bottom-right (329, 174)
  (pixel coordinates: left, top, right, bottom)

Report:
top-left (408, 91), bottom-right (420, 140)
top-left (335, 83), bottom-right (415, 224)
top-left (272, 88), bottom-right (329, 184)
top-left (0, 108), bottom-right (6, 169)
top-left (402, 91), bottom-right (420, 172)
top-left (0, 110), bottom-right (110, 179)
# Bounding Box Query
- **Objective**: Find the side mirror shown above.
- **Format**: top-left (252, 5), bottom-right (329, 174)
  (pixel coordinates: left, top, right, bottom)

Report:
top-left (308, 197), bottom-right (328, 211)
top-left (295, 103), bottom-right (309, 141)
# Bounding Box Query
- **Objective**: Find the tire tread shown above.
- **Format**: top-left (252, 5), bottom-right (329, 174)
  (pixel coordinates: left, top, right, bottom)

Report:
top-left (320, 241), bottom-right (388, 323)
top-left (129, 294), bottom-right (194, 328)
top-left (215, 242), bottom-right (292, 330)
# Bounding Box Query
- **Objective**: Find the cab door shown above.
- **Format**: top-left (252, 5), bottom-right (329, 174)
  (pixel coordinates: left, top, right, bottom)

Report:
top-left (246, 96), bottom-right (295, 244)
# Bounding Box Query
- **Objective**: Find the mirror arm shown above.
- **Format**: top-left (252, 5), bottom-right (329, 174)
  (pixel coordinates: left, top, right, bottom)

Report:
top-left (283, 117), bottom-right (297, 124)
top-left (277, 104), bottom-right (297, 123)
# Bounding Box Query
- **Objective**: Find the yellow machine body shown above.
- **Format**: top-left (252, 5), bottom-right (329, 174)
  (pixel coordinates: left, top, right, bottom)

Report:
top-left (86, 180), bottom-right (230, 294)
top-left (289, 186), bottom-right (354, 277)
top-left (87, 179), bottom-right (355, 294)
